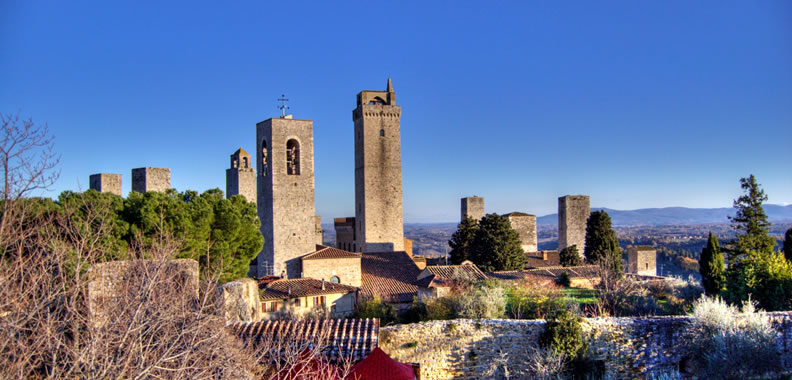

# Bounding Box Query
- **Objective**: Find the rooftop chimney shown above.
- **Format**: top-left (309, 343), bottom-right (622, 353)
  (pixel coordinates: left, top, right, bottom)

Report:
top-left (321, 278), bottom-right (325, 290)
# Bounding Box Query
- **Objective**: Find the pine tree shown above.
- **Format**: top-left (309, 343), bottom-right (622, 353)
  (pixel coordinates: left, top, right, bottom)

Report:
top-left (783, 228), bottom-right (792, 263)
top-left (583, 210), bottom-right (623, 278)
top-left (468, 213), bottom-right (526, 272)
top-left (448, 216), bottom-right (479, 264)
top-left (728, 174), bottom-right (776, 259)
top-left (559, 245), bottom-right (582, 267)
top-left (699, 231), bottom-right (726, 296)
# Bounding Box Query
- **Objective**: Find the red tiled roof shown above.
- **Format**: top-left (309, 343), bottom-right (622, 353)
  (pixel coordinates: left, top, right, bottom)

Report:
top-left (260, 278), bottom-right (358, 300)
top-left (487, 265), bottom-right (599, 281)
top-left (302, 245), bottom-right (362, 260)
top-left (416, 264), bottom-right (488, 288)
top-left (361, 251), bottom-right (420, 304)
top-left (230, 318), bottom-right (379, 363)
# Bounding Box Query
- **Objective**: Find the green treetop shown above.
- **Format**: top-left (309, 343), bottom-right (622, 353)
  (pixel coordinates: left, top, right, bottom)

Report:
top-left (699, 231), bottom-right (726, 296)
top-left (468, 213), bottom-right (526, 272)
top-left (583, 210), bottom-right (623, 278)
top-left (728, 174), bottom-right (776, 259)
top-left (783, 228), bottom-right (792, 263)
top-left (559, 245), bottom-right (582, 267)
top-left (448, 216), bottom-right (479, 264)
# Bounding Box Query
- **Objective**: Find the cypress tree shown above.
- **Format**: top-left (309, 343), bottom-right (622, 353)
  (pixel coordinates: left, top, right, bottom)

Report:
top-left (468, 213), bottom-right (526, 272)
top-left (728, 174), bottom-right (776, 260)
top-left (783, 228), bottom-right (792, 263)
top-left (584, 210), bottom-right (623, 278)
top-left (448, 216), bottom-right (479, 264)
top-left (699, 231), bottom-right (726, 296)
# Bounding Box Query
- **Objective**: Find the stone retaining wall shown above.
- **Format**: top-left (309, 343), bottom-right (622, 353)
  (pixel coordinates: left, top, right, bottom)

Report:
top-left (380, 313), bottom-right (792, 379)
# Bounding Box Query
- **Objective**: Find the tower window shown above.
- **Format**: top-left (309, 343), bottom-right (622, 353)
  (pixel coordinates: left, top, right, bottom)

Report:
top-left (286, 139), bottom-right (300, 175)
top-left (261, 140), bottom-right (268, 176)
top-left (380, 129), bottom-right (385, 137)
top-left (242, 157), bottom-right (248, 168)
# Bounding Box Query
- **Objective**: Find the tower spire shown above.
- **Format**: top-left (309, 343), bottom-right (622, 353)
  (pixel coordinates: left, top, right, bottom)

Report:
top-left (386, 78), bottom-right (393, 92)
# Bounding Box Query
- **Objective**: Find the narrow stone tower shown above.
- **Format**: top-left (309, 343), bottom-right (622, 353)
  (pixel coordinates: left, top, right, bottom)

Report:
top-left (89, 173), bottom-right (122, 196)
top-left (461, 196), bottom-right (485, 222)
top-left (558, 195), bottom-right (590, 259)
top-left (131, 167), bottom-right (170, 193)
top-left (256, 116), bottom-right (316, 278)
top-left (226, 148), bottom-right (256, 203)
top-left (353, 78), bottom-right (404, 253)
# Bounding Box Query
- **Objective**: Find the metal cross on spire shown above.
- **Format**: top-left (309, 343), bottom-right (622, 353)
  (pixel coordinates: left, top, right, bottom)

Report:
top-left (277, 94), bottom-right (290, 118)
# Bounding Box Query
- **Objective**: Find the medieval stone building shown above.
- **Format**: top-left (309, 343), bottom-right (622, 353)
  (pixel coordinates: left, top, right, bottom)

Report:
top-left (627, 246), bottom-right (657, 276)
top-left (226, 148), bottom-right (256, 203)
top-left (89, 173), bottom-right (122, 196)
top-left (131, 167), bottom-right (171, 193)
top-left (558, 195), bottom-right (590, 258)
top-left (504, 212), bottom-right (537, 252)
top-left (461, 196), bottom-right (485, 222)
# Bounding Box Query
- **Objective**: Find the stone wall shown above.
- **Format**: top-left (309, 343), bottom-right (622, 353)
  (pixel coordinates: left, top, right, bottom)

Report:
top-left (461, 196), bottom-right (484, 222)
top-left (256, 117), bottom-right (316, 278)
top-left (354, 84), bottom-right (404, 253)
top-left (131, 167), bottom-right (171, 193)
top-left (379, 314), bottom-right (792, 379)
top-left (558, 195), bottom-right (590, 257)
top-left (221, 278), bottom-right (262, 323)
top-left (302, 257), bottom-right (362, 288)
top-left (89, 173), bottom-right (122, 196)
top-left (506, 213), bottom-right (537, 252)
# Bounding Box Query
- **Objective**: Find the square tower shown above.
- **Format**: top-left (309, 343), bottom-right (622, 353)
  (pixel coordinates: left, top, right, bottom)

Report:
top-left (461, 196), bottom-right (485, 222)
top-left (89, 173), bottom-right (122, 196)
top-left (558, 195), bottom-right (590, 258)
top-left (226, 148), bottom-right (256, 203)
top-left (353, 79), bottom-right (404, 253)
top-left (504, 212), bottom-right (538, 252)
top-left (627, 246), bottom-right (657, 276)
top-left (256, 116), bottom-right (316, 278)
top-left (131, 167), bottom-right (170, 193)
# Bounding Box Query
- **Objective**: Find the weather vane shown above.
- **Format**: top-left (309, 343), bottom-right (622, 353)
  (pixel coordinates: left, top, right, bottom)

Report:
top-left (277, 94), bottom-right (289, 118)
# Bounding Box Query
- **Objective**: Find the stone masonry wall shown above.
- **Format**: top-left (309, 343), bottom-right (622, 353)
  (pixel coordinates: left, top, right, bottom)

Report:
top-left (131, 167), bottom-right (171, 193)
top-left (354, 96), bottom-right (404, 253)
top-left (89, 173), bottom-right (122, 196)
top-left (628, 247), bottom-right (657, 276)
top-left (507, 213), bottom-right (537, 252)
top-left (461, 196), bottom-right (485, 222)
top-left (558, 195), bottom-right (590, 257)
top-left (380, 314), bottom-right (792, 379)
top-left (226, 167), bottom-right (256, 203)
top-left (256, 118), bottom-right (316, 278)
top-left (301, 257), bottom-right (362, 288)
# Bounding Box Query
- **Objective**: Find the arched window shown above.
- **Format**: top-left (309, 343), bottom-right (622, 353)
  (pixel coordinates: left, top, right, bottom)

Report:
top-left (330, 276), bottom-right (340, 284)
top-left (242, 156), bottom-right (249, 168)
top-left (286, 139), bottom-right (300, 175)
top-left (261, 140), bottom-right (268, 176)
top-left (380, 129), bottom-right (385, 137)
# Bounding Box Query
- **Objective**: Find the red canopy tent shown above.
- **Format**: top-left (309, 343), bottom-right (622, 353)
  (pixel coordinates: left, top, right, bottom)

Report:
top-left (275, 350), bottom-right (341, 380)
top-left (345, 347), bottom-right (416, 380)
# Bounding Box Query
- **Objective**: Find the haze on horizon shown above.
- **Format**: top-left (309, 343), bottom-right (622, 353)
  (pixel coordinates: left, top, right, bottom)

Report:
top-left (1, 1), bottom-right (790, 223)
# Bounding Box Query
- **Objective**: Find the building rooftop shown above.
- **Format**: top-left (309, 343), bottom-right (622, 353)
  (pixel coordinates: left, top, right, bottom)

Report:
top-left (524, 250), bottom-right (561, 269)
top-left (259, 278), bottom-right (358, 301)
top-left (487, 265), bottom-right (599, 282)
top-left (229, 318), bottom-right (379, 363)
top-left (302, 245), bottom-right (362, 260)
top-left (361, 251), bottom-right (420, 304)
top-left (416, 264), bottom-right (488, 288)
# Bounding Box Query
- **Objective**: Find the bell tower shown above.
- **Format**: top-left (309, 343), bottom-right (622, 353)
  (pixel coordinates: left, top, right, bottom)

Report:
top-left (353, 78), bottom-right (404, 253)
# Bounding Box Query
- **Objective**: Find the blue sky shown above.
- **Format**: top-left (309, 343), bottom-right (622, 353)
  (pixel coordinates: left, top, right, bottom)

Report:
top-left (1, 1), bottom-right (790, 223)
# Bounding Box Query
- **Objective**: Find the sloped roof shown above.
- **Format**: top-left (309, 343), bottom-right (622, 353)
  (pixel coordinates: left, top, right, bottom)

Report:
top-left (302, 245), bottom-right (362, 260)
top-left (503, 211), bottom-right (536, 217)
top-left (487, 265), bottom-right (599, 281)
top-left (230, 318), bottom-right (379, 363)
top-left (260, 278), bottom-right (357, 300)
top-left (361, 251), bottom-right (420, 304)
top-left (416, 264), bottom-right (488, 288)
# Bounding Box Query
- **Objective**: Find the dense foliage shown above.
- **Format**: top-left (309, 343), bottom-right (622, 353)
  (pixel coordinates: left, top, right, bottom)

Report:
top-left (583, 210), bottom-right (623, 279)
top-left (468, 213), bottom-right (526, 272)
top-left (728, 174), bottom-right (776, 258)
top-left (27, 189), bottom-right (263, 282)
top-left (559, 245), bottom-right (582, 267)
top-left (538, 307), bottom-right (587, 363)
top-left (448, 216), bottom-right (478, 264)
top-left (699, 231), bottom-right (725, 296)
top-left (784, 227), bottom-right (792, 262)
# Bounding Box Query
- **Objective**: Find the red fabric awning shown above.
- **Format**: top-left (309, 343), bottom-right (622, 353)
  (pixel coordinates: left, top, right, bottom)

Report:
top-left (345, 348), bottom-right (416, 380)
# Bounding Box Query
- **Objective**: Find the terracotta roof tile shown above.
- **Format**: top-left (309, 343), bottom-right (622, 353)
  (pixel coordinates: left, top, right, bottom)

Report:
top-left (230, 318), bottom-right (379, 362)
top-left (361, 251), bottom-right (420, 304)
top-left (259, 278), bottom-right (357, 300)
top-left (417, 264), bottom-right (488, 288)
top-left (487, 265), bottom-right (599, 281)
top-left (302, 245), bottom-right (362, 260)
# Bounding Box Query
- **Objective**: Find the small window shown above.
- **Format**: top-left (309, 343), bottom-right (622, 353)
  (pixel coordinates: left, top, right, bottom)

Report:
top-left (330, 276), bottom-right (340, 284)
top-left (242, 157), bottom-right (248, 168)
top-left (261, 140), bottom-right (268, 176)
top-left (380, 129), bottom-right (385, 137)
top-left (295, 298), bottom-right (301, 307)
top-left (286, 139), bottom-right (300, 175)
top-left (645, 263), bottom-right (649, 270)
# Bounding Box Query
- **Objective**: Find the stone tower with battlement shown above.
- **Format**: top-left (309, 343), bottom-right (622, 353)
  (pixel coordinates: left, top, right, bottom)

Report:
top-left (461, 196), bottom-right (485, 222)
top-left (89, 173), bottom-right (122, 196)
top-left (353, 79), bottom-right (404, 253)
top-left (131, 167), bottom-right (170, 193)
top-left (558, 195), bottom-right (590, 259)
top-left (256, 116), bottom-right (317, 278)
top-left (226, 148), bottom-right (256, 203)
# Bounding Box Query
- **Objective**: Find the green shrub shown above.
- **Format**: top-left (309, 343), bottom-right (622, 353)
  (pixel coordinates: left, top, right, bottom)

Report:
top-left (400, 297), bottom-right (427, 324)
top-left (456, 282), bottom-right (506, 319)
top-left (358, 296), bottom-right (398, 325)
top-left (405, 342), bottom-right (417, 348)
top-left (555, 272), bottom-right (571, 287)
top-left (505, 280), bottom-right (564, 319)
top-left (425, 296), bottom-right (456, 320)
top-left (539, 308), bottom-right (587, 361)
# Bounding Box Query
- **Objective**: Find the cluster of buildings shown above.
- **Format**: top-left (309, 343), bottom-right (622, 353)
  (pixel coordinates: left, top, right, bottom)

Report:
top-left (88, 79), bottom-right (657, 321)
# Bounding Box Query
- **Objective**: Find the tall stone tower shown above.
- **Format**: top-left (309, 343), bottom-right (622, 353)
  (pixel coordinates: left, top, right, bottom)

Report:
top-left (131, 167), bottom-right (170, 193)
top-left (256, 116), bottom-right (316, 278)
top-left (558, 195), bottom-right (590, 258)
top-left (504, 212), bottom-right (537, 252)
top-left (353, 79), bottom-right (404, 253)
top-left (461, 196), bottom-right (485, 222)
top-left (89, 173), bottom-right (122, 196)
top-left (226, 148), bottom-right (256, 203)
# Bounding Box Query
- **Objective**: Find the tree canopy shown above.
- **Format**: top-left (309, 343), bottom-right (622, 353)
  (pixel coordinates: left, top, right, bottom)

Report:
top-left (728, 174), bottom-right (776, 258)
top-left (699, 231), bottom-right (725, 296)
top-left (559, 245), bottom-right (582, 267)
top-left (448, 216), bottom-right (478, 264)
top-left (468, 213), bottom-right (526, 272)
top-left (584, 210), bottom-right (623, 278)
top-left (783, 228), bottom-right (792, 263)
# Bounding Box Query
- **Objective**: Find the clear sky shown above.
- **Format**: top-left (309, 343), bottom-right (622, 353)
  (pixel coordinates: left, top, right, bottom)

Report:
top-left (1, 1), bottom-right (790, 223)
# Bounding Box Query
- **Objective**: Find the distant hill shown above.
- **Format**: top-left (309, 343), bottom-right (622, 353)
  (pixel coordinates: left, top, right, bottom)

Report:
top-left (536, 204), bottom-right (792, 227)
